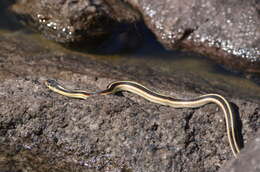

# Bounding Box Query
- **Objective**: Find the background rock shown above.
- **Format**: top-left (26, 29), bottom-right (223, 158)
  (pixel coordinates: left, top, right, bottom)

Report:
top-left (9, 0), bottom-right (260, 73)
top-left (10, 0), bottom-right (140, 45)
top-left (131, 0), bottom-right (260, 73)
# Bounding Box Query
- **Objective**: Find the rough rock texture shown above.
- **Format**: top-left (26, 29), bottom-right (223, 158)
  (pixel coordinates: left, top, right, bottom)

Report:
top-left (9, 0), bottom-right (260, 73)
top-left (0, 30), bottom-right (259, 171)
top-left (219, 130), bottom-right (260, 172)
top-left (10, 0), bottom-right (140, 44)
top-left (131, 0), bottom-right (260, 73)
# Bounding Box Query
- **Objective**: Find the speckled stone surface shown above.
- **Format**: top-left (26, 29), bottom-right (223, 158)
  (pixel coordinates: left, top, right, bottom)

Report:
top-left (134, 0), bottom-right (260, 72)
top-left (219, 130), bottom-right (260, 172)
top-left (0, 28), bottom-right (259, 172)
top-left (10, 0), bottom-right (140, 44)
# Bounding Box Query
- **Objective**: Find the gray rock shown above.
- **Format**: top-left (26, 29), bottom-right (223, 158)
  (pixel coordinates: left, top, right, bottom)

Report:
top-left (219, 130), bottom-right (260, 172)
top-left (0, 25), bottom-right (259, 172)
top-left (131, 0), bottom-right (260, 73)
top-left (10, 0), bottom-right (140, 44)
top-left (9, 0), bottom-right (260, 72)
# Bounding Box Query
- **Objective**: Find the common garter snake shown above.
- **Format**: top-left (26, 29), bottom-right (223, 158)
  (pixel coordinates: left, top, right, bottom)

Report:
top-left (45, 79), bottom-right (241, 158)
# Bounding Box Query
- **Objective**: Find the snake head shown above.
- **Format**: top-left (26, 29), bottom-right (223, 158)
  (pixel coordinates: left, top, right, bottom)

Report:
top-left (45, 79), bottom-right (60, 88)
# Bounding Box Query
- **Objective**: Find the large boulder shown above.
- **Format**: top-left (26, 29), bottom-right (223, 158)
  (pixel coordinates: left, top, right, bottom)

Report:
top-left (9, 0), bottom-right (260, 72)
top-left (0, 23), bottom-right (259, 172)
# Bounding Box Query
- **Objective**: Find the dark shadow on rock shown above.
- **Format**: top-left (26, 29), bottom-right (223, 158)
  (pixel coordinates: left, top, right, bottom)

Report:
top-left (64, 22), bottom-right (145, 55)
top-left (230, 102), bottom-right (244, 149)
top-left (0, 0), bottom-right (23, 30)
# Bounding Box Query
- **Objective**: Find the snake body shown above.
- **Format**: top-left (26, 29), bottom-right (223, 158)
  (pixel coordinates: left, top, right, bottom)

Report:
top-left (45, 79), bottom-right (241, 158)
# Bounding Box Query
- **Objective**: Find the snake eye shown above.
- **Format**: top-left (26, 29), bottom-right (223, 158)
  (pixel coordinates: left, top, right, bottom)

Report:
top-left (46, 79), bottom-right (59, 87)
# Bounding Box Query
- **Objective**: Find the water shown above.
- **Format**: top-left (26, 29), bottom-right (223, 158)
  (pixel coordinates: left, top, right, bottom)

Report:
top-left (0, 2), bottom-right (259, 100)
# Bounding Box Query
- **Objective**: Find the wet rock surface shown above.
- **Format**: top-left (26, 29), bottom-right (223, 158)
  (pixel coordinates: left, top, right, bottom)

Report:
top-left (133, 0), bottom-right (260, 73)
top-left (8, 0), bottom-right (260, 73)
top-left (10, 0), bottom-right (140, 45)
top-left (0, 31), bottom-right (259, 171)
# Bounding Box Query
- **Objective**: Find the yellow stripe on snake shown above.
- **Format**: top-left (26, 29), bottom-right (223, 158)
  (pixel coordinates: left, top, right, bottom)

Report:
top-left (45, 79), bottom-right (241, 158)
